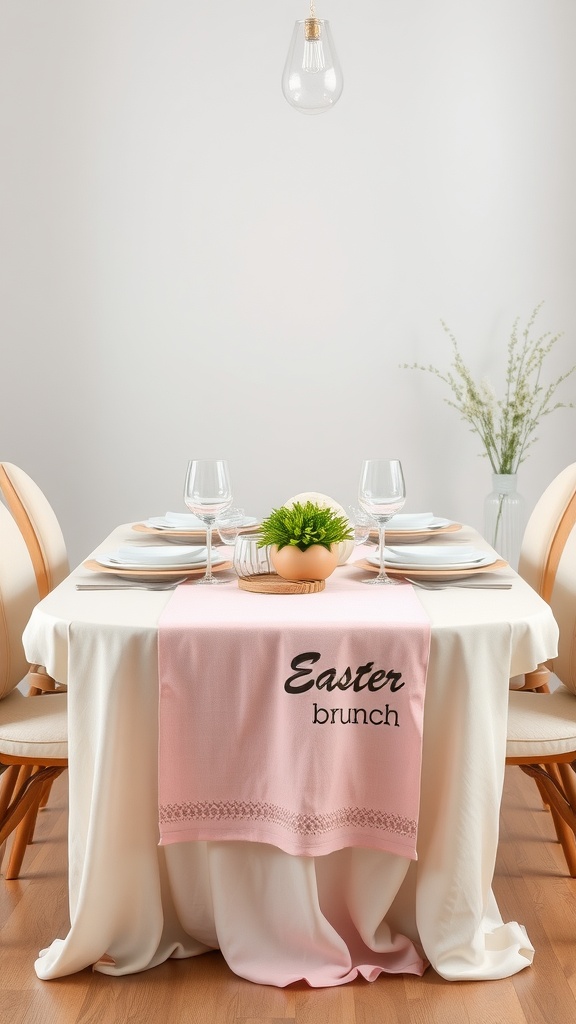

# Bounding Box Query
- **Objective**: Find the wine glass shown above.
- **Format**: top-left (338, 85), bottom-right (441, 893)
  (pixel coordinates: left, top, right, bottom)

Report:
top-left (216, 507), bottom-right (245, 546)
top-left (347, 506), bottom-right (373, 546)
top-left (358, 459), bottom-right (406, 585)
top-left (184, 460), bottom-right (233, 584)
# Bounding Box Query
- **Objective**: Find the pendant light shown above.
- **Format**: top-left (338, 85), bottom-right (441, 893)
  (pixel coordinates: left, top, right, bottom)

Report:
top-left (281, 2), bottom-right (343, 115)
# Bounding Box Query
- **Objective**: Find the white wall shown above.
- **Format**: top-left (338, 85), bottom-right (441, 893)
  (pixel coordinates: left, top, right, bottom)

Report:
top-left (1, 0), bottom-right (575, 567)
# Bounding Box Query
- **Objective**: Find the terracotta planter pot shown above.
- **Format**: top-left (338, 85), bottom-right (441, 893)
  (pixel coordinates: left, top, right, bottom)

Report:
top-left (271, 544), bottom-right (339, 582)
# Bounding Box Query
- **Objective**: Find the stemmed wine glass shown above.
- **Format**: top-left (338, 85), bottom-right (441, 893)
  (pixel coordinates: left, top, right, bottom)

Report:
top-left (216, 508), bottom-right (245, 546)
top-left (347, 506), bottom-right (373, 546)
top-left (184, 460), bottom-right (233, 585)
top-left (358, 459), bottom-right (406, 585)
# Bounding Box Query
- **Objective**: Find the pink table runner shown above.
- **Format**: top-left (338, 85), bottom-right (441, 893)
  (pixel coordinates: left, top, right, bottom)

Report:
top-left (158, 574), bottom-right (430, 859)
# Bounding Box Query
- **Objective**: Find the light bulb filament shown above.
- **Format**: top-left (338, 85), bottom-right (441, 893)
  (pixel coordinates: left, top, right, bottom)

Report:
top-left (303, 40), bottom-right (325, 73)
top-left (303, 17), bottom-right (325, 73)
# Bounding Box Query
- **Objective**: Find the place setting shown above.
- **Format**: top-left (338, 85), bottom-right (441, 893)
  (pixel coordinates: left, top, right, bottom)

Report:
top-left (82, 542), bottom-right (232, 583)
top-left (358, 544), bottom-right (508, 584)
top-left (353, 458), bottom-right (508, 588)
top-left (132, 509), bottom-right (260, 542)
top-left (80, 460), bottom-right (251, 587)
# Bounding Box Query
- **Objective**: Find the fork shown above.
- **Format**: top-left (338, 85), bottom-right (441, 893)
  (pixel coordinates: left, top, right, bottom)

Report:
top-left (403, 576), bottom-right (512, 591)
top-left (76, 578), bottom-right (189, 591)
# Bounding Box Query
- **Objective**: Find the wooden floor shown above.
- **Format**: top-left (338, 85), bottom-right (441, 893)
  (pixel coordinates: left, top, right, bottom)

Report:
top-left (2, 767), bottom-right (576, 1024)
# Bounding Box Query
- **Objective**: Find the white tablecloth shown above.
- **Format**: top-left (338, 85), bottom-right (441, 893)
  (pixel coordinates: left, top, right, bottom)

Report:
top-left (22, 525), bottom-right (559, 985)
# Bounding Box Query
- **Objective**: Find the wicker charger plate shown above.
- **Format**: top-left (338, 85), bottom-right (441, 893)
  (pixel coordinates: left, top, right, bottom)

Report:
top-left (132, 522), bottom-right (261, 541)
top-left (354, 557), bottom-right (508, 581)
top-left (238, 573), bottom-right (325, 594)
top-left (84, 558), bottom-right (233, 581)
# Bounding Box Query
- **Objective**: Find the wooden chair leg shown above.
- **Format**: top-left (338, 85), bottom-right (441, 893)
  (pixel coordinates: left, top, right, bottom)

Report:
top-left (5, 806), bottom-right (41, 879)
top-left (557, 762), bottom-right (576, 807)
top-left (13, 780), bottom-right (43, 848)
top-left (0, 777), bottom-right (43, 849)
top-left (548, 805), bottom-right (576, 877)
top-left (531, 772), bottom-right (551, 809)
top-left (8, 766), bottom-right (34, 815)
top-left (39, 776), bottom-right (55, 810)
top-left (519, 762), bottom-right (576, 877)
top-left (0, 766), bottom-right (66, 879)
top-left (0, 765), bottom-right (22, 820)
top-left (21, 774), bottom-right (54, 840)
top-left (5, 814), bottom-right (37, 879)
top-left (2, 767), bottom-right (47, 872)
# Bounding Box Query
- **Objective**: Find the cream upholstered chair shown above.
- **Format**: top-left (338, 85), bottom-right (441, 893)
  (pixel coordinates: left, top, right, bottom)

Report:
top-left (508, 462), bottom-right (576, 692)
top-left (0, 502), bottom-right (68, 879)
top-left (0, 462), bottom-right (69, 695)
top-left (506, 462), bottom-right (576, 875)
top-left (0, 462), bottom-right (69, 598)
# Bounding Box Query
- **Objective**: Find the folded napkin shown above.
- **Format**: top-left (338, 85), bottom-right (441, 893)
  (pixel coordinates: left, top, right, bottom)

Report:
top-left (387, 513), bottom-right (435, 531)
top-left (163, 511), bottom-right (206, 528)
top-left (382, 544), bottom-right (484, 567)
top-left (147, 511), bottom-right (259, 530)
top-left (111, 544), bottom-right (208, 567)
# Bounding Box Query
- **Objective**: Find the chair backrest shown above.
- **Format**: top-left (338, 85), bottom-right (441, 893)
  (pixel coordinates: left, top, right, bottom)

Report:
top-left (518, 463), bottom-right (576, 692)
top-left (0, 503), bottom-right (39, 699)
top-left (0, 462), bottom-right (69, 599)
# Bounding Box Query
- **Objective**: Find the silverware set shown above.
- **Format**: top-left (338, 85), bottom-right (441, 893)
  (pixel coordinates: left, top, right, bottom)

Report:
top-left (75, 575), bottom-right (512, 592)
top-left (76, 578), bottom-right (189, 591)
top-left (403, 576), bottom-right (512, 591)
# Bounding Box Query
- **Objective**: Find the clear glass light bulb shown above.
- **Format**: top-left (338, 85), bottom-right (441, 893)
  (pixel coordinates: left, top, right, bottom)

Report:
top-left (282, 19), bottom-right (343, 115)
top-left (303, 38), bottom-right (325, 74)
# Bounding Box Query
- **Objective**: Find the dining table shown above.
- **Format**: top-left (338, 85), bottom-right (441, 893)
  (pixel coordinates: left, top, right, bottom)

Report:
top-left (21, 521), bottom-right (559, 986)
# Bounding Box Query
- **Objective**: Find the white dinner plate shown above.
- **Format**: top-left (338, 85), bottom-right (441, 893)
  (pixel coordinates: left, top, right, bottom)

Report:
top-left (163, 511), bottom-right (205, 527)
top-left (387, 513), bottom-right (435, 530)
top-left (356, 555), bottom-right (506, 580)
top-left (135, 516), bottom-right (260, 544)
top-left (145, 514), bottom-right (260, 531)
top-left (371, 519), bottom-right (461, 544)
top-left (384, 543), bottom-right (484, 565)
top-left (116, 544), bottom-right (207, 566)
top-left (384, 518), bottom-right (455, 535)
top-left (83, 557), bottom-right (232, 580)
top-left (95, 547), bottom-right (226, 571)
top-left (367, 549), bottom-right (496, 571)
top-left (410, 517), bottom-right (452, 531)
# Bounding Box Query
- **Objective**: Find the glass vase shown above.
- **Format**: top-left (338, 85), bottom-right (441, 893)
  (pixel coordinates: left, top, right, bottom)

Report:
top-left (483, 473), bottom-right (525, 570)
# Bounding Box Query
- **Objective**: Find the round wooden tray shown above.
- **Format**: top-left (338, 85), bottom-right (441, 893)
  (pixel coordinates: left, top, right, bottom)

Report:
top-left (238, 573), bottom-right (325, 594)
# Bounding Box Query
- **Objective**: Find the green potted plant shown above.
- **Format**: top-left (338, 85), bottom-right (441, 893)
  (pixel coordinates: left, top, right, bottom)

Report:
top-left (258, 500), bottom-right (353, 582)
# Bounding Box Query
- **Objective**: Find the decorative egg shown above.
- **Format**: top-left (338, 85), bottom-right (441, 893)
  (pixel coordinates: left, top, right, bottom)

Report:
top-left (282, 491), bottom-right (355, 565)
top-left (271, 543), bottom-right (339, 582)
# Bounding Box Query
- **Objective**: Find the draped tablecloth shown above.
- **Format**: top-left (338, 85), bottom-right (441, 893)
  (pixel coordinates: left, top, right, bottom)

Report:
top-left (158, 582), bottom-right (431, 858)
top-left (21, 526), bottom-right (559, 985)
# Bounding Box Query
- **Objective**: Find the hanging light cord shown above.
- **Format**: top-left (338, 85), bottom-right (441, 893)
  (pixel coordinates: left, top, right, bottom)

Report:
top-left (305, 0), bottom-right (321, 41)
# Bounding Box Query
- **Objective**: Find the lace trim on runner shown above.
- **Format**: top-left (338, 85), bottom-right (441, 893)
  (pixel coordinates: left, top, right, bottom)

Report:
top-left (159, 800), bottom-right (416, 838)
